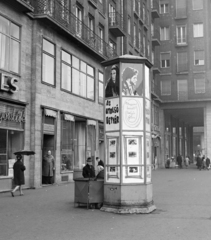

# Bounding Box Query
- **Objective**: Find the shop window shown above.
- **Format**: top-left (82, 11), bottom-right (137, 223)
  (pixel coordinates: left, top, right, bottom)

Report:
top-left (61, 114), bottom-right (74, 172)
top-left (0, 15), bottom-right (20, 74)
top-left (0, 129), bottom-right (24, 176)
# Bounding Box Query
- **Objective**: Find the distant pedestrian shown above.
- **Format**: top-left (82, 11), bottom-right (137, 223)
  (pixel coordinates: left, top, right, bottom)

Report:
top-left (196, 155), bottom-right (202, 170)
top-left (206, 156), bottom-right (210, 170)
top-left (177, 154), bottom-right (182, 168)
top-left (165, 156), bottom-right (170, 169)
top-left (185, 156), bottom-right (189, 168)
top-left (11, 155), bottom-right (26, 197)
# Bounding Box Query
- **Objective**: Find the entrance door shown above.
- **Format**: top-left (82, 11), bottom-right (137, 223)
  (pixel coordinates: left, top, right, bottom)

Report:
top-left (42, 134), bottom-right (55, 184)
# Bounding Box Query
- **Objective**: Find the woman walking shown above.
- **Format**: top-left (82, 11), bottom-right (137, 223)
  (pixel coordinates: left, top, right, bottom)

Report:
top-left (11, 155), bottom-right (26, 197)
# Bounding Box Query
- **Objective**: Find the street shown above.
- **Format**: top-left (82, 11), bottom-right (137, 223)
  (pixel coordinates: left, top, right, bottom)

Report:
top-left (1, 164), bottom-right (211, 240)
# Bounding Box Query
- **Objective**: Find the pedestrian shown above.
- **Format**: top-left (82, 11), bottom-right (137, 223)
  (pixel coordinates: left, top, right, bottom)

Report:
top-left (185, 156), bottom-right (189, 168)
top-left (165, 156), bottom-right (170, 169)
top-left (95, 165), bottom-right (104, 180)
top-left (201, 155), bottom-right (206, 169)
top-left (96, 157), bottom-right (104, 167)
top-left (205, 156), bottom-right (210, 170)
top-left (177, 154), bottom-right (182, 168)
top-left (196, 155), bottom-right (202, 170)
top-left (11, 155), bottom-right (25, 197)
top-left (82, 157), bottom-right (95, 178)
top-left (42, 150), bottom-right (55, 184)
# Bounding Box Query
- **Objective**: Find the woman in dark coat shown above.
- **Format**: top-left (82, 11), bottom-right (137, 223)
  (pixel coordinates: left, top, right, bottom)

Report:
top-left (11, 155), bottom-right (25, 197)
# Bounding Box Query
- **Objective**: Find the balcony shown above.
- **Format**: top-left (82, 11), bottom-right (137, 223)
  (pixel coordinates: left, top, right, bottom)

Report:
top-left (151, 0), bottom-right (160, 18)
top-left (152, 29), bottom-right (161, 46)
top-left (9, 0), bottom-right (34, 13)
top-left (151, 81), bottom-right (161, 101)
top-left (108, 12), bottom-right (126, 37)
top-left (88, 0), bottom-right (97, 9)
top-left (152, 58), bottom-right (161, 74)
top-left (32, 0), bottom-right (117, 60)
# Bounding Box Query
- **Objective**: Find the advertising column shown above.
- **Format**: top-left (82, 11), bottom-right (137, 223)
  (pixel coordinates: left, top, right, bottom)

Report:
top-left (101, 55), bottom-right (156, 214)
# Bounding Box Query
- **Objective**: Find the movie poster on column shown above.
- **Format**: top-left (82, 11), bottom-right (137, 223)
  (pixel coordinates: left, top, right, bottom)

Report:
top-left (105, 98), bottom-right (119, 131)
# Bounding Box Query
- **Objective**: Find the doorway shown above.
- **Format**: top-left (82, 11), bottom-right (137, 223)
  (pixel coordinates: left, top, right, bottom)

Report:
top-left (42, 134), bottom-right (55, 184)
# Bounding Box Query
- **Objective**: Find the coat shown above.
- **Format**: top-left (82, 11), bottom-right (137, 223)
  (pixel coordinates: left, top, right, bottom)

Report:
top-left (13, 160), bottom-right (25, 185)
top-left (97, 159), bottom-right (104, 167)
top-left (42, 154), bottom-right (54, 177)
top-left (82, 164), bottom-right (95, 178)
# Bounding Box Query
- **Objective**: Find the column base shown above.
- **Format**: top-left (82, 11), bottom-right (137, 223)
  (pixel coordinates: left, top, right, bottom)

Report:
top-left (100, 203), bottom-right (156, 214)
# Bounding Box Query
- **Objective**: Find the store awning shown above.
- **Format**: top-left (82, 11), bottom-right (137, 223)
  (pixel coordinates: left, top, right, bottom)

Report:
top-left (64, 114), bottom-right (74, 121)
top-left (45, 109), bottom-right (57, 118)
top-left (87, 120), bottom-right (96, 126)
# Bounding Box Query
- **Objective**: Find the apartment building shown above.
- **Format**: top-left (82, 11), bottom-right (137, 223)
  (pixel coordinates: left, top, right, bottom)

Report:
top-left (154, 0), bottom-right (211, 164)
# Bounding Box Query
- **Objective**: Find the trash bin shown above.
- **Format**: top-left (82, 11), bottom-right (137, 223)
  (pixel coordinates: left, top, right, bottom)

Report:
top-left (74, 178), bottom-right (104, 209)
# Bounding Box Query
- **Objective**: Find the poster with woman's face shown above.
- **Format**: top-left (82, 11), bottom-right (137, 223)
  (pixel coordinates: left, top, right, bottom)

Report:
top-left (121, 63), bottom-right (143, 97)
top-left (105, 64), bottom-right (120, 98)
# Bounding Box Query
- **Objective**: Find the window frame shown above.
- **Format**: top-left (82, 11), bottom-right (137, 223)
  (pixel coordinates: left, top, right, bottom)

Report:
top-left (98, 70), bottom-right (104, 105)
top-left (177, 52), bottom-right (188, 72)
top-left (194, 78), bottom-right (205, 94)
top-left (42, 38), bottom-right (56, 86)
top-left (60, 49), bottom-right (72, 92)
top-left (160, 52), bottom-right (171, 68)
top-left (161, 79), bottom-right (171, 96)
top-left (160, 26), bottom-right (170, 41)
top-left (160, 3), bottom-right (169, 14)
top-left (193, 23), bottom-right (204, 38)
top-left (192, 0), bottom-right (203, 10)
top-left (176, 25), bottom-right (187, 45)
top-left (0, 14), bottom-right (21, 75)
top-left (194, 50), bottom-right (205, 66)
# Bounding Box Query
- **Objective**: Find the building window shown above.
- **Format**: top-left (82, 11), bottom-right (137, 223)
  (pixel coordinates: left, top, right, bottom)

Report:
top-left (134, 22), bottom-right (137, 47)
top-left (193, 23), bottom-right (203, 38)
top-left (177, 52), bottom-right (188, 72)
top-left (176, 25), bottom-right (187, 44)
top-left (42, 39), bottom-right (55, 85)
top-left (160, 2), bottom-right (169, 14)
top-left (61, 115), bottom-right (74, 172)
top-left (99, 25), bottom-right (104, 54)
top-left (109, 39), bottom-right (116, 57)
top-left (194, 78), bottom-right (205, 93)
top-left (70, 56), bottom-right (95, 100)
top-left (128, 16), bottom-right (131, 35)
top-left (98, 71), bottom-right (104, 104)
top-left (161, 52), bottom-right (170, 68)
top-left (139, 30), bottom-right (142, 51)
top-left (61, 50), bottom-right (71, 92)
top-left (75, 5), bottom-right (83, 38)
top-left (192, 0), bottom-right (203, 10)
top-left (177, 80), bottom-right (188, 100)
top-left (161, 79), bottom-right (171, 95)
top-left (194, 50), bottom-right (204, 65)
top-left (176, 0), bottom-right (187, 18)
top-left (0, 15), bottom-right (20, 74)
top-left (160, 26), bottom-right (170, 41)
top-left (88, 14), bottom-right (94, 38)
top-left (109, 3), bottom-right (116, 26)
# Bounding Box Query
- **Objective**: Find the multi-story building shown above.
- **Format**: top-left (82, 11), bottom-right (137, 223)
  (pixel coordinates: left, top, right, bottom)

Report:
top-left (0, 0), bottom-right (155, 192)
top-left (155, 0), bottom-right (211, 164)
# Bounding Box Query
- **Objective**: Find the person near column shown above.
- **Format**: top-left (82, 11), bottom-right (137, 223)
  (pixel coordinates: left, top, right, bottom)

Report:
top-left (11, 155), bottom-right (25, 197)
top-left (82, 157), bottom-right (95, 178)
top-left (42, 150), bottom-right (55, 184)
top-left (205, 156), bottom-right (210, 170)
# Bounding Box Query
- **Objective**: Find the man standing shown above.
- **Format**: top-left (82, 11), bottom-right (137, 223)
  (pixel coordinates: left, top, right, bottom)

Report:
top-left (83, 157), bottom-right (95, 178)
top-left (42, 150), bottom-right (55, 184)
top-left (177, 154), bottom-right (182, 169)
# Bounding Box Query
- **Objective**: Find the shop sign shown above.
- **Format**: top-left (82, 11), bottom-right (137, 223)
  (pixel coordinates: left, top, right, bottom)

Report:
top-left (0, 73), bottom-right (19, 93)
top-left (0, 109), bottom-right (25, 123)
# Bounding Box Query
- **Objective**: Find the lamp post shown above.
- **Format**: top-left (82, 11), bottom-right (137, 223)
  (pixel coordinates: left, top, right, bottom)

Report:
top-left (101, 55), bottom-right (156, 214)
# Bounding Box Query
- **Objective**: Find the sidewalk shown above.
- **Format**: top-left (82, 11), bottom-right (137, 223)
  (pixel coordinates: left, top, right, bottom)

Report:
top-left (1, 164), bottom-right (211, 240)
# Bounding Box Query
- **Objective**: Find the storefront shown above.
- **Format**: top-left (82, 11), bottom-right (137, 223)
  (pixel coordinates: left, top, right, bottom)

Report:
top-left (0, 101), bottom-right (25, 191)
